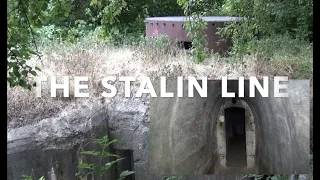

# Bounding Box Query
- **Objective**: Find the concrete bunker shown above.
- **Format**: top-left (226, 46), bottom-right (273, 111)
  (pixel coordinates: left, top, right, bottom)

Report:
top-left (144, 16), bottom-right (243, 54)
top-left (7, 80), bottom-right (310, 179)
top-left (150, 79), bottom-right (310, 175)
top-left (216, 98), bottom-right (256, 172)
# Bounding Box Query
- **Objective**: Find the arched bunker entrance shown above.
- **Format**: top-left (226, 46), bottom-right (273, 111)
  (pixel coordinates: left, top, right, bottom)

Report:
top-left (149, 79), bottom-right (310, 175)
top-left (7, 80), bottom-right (311, 179)
top-left (215, 98), bottom-right (257, 173)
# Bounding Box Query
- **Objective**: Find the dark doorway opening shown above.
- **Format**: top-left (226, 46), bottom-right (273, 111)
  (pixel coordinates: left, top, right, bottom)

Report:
top-left (178, 41), bottom-right (192, 50)
top-left (116, 150), bottom-right (135, 180)
top-left (225, 107), bottom-right (247, 167)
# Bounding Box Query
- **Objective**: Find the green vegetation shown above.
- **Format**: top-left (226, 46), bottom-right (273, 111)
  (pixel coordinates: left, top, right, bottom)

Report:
top-left (248, 174), bottom-right (291, 180)
top-left (21, 136), bottom-right (134, 180)
top-left (177, 0), bottom-right (210, 63)
top-left (76, 135), bottom-right (134, 179)
top-left (22, 175), bottom-right (45, 180)
top-left (7, 0), bottom-right (312, 89)
top-left (8, 0), bottom-right (312, 179)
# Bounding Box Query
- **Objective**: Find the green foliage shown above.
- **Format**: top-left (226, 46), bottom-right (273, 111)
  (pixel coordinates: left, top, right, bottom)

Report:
top-left (218, 0), bottom-right (313, 59)
top-left (177, 0), bottom-right (210, 63)
top-left (105, 27), bottom-right (145, 47)
top-left (76, 135), bottom-right (134, 180)
top-left (8, 0), bottom-right (313, 88)
top-left (184, 16), bottom-right (208, 63)
top-left (21, 175), bottom-right (45, 180)
top-left (20, 137), bottom-right (135, 180)
top-left (248, 174), bottom-right (265, 180)
top-left (22, 175), bottom-right (33, 180)
top-left (118, 170), bottom-right (135, 180)
top-left (248, 174), bottom-right (291, 180)
top-left (176, 0), bottom-right (228, 62)
top-left (86, 0), bottom-right (127, 39)
top-left (217, 19), bottom-right (257, 58)
top-left (7, 0), bottom-right (185, 90)
top-left (7, 0), bottom-right (71, 89)
top-left (162, 175), bottom-right (185, 180)
top-left (80, 0), bottom-right (184, 46)
top-left (247, 34), bottom-right (312, 79)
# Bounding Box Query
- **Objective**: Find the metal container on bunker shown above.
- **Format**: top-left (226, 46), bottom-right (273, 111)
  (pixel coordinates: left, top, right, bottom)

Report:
top-left (145, 16), bottom-right (242, 54)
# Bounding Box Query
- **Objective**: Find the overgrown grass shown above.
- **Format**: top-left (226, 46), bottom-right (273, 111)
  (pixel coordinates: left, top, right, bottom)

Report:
top-left (248, 35), bottom-right (313, 79)
top-left (7, 32), bottom-right (313, 129)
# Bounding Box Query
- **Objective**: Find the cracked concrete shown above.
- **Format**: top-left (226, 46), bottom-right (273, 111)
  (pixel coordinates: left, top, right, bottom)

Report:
top-left (150, 80), bottom-right (310, 175)
top-left (7, 80), bottom-right (310, 179)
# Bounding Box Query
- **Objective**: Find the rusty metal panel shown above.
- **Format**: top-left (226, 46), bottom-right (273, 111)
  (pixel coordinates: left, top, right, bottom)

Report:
top-left (146, 20), bottom-right (189, 41)
top-left (145, 16), bottom-right (242, 54)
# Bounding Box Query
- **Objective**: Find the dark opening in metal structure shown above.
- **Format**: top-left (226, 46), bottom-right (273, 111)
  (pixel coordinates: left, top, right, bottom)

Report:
top-left (178, 41), bottom-right (192, 50)
top-left (145, 16), bottom-right (242, 54)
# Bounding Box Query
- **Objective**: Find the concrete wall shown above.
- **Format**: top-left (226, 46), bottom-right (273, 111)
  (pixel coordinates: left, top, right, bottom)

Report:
top-left (248, 80), bottom-right (310, 174)
top-left (150, 80), bottom-right (218, 174)
top-left (150, 80), bottom-right (310, 174)
top-left (7, 99), bottom-right (151, 180)
top-left (7, 79), bottom-right (310, 179)
top-left (7, 95), bottom-right (254, 180)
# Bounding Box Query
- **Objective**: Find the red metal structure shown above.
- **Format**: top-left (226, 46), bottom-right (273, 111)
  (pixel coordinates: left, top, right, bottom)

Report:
top-left (145, 16), bottom-right (242, 54)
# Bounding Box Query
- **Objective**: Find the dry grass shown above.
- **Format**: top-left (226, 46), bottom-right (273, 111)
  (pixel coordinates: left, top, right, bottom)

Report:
top-left (7, 38), bottom-right (312, 129)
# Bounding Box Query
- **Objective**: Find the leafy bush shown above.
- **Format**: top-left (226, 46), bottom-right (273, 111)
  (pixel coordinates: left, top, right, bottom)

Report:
top-left (218, 0), bottom-right (312, 58)
top-left (176, 0), bottom-right (212, 63)
top-left (7, 0), bottom-right (72, 89)
top-left (76, 135), bottom-right (134, 180)
top-left (7, 0), bottom-right (313, 89)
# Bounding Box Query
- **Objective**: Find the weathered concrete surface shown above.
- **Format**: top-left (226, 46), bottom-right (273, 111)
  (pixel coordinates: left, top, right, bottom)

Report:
top-left (248, 80), bottom-right (310, 174)
top-left (7, 79), bottom-right (310, 179)
top-left (7, 94), bottom-right (251, 180)
top-left (7, 102), bottom-right (110, 180)
top-left (7, 97), bottom-right (152, 180)
top-left (106, 97), bottom-right (151, 180)
top-left (150, 79), bottom-right (310, 175)
top-left (150, 80), bottom-right (219, 175)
